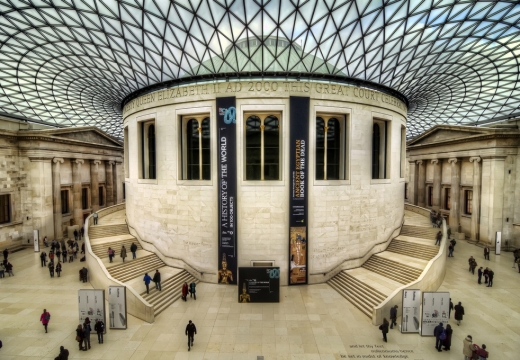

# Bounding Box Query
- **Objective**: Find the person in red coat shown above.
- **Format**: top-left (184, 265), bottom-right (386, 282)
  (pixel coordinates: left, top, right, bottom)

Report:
top-left (182, 282), bottom-right (189, 301)
top-left (40, 309), bottom-right (51, 333)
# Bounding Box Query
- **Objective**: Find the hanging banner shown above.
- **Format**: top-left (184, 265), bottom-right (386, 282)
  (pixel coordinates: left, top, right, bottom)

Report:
top-left (33, 229), bottom-right (40, 252)
top-left (401, 289), bottom-right (421, 333)
top-left (78, 289), bottom-right (105, 325)
top-left (108, 286), bottom-right (127, 329)
top-left (289, 96), bottom-right (309, 285)
top-left (421, 292), bottom-right (450, 336)
top-left (217, 96), bottom-right (237, 285)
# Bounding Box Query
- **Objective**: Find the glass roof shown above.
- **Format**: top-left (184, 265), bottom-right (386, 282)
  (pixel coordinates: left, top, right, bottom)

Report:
top-left (0, 0), bottom-right (519, 138)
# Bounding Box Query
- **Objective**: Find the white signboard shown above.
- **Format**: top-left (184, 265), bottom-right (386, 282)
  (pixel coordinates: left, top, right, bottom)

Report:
top-left (495, 232), bottom-right (501, 255)
top-left (401, 289), bottom-right (421, 333)
top-left (78, 289), bottom-right (105, 325)
top-left (108, 286), bottom-right (127, 329)
top-left (421, 292), bottom-right (450, 336)
top-left (33, 230), bottom-right (39, 252)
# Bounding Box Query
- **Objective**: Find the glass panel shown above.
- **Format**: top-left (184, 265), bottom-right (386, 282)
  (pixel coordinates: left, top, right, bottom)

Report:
top-left (99, 186), bottom-right (104, 206)
top-left (186, 119), bottom-right (200, 180)
top-left (315, 117), bottom-right (325, 180)
top-left (148, 124), bottom-right (156, 179)
top-left (263, 115), bottom-right (279, 180)
top-left (82, 188), bottom-right (88, 210)
top-left (326, 118), bottom-right (341, 180)
top-left (201, 117), bottom-right (211, 180)
top-left (246, 115), bottom-right (261, 180)
top-left (372, 123), bottom-right (380, 179)
top-left (61, 190), bottom-right (69, 214)
top-left (0, 194), bottom-right (10, 224)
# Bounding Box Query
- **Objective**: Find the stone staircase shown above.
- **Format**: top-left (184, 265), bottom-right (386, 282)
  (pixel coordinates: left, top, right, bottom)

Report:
top-left (399, 225), bottom-right (439, 240)
top-left (362, 254), bottom-right (423, 284)
top-left (386, 239), bottom-right (438, 260)
top-left (89, 224), bottom-right (129, 239)
top-left (91, 237), bottom-right (142, 258)
top-left (107, 254), bottom-right (166, 283)
top-left (141, 270), bottom-right (199, 316)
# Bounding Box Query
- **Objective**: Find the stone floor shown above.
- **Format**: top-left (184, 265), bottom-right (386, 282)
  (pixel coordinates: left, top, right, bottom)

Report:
top-left (1, 231), bottom-right (519, 359)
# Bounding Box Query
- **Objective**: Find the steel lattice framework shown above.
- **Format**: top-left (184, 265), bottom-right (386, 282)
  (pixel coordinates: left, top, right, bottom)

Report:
top-left (0, 0), bottom-right (519, 138)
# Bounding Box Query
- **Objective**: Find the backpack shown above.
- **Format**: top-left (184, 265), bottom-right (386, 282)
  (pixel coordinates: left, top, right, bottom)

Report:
top-left (45, 313), bottom-right (51, 321)
top-left (439, 329), bottom-right (446, 340)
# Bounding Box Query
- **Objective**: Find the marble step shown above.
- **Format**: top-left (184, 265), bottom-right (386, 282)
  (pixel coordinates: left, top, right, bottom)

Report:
top-left (91, 239), bottom-right (142, 258)
top-left (386, 240), bottom-right (438, 260)
top-left (89, 224), bottom-right (130, 239)
top-left (362, 255), bottom-right (422, 284)
top-left (107, 254), bottom-right (166, 283)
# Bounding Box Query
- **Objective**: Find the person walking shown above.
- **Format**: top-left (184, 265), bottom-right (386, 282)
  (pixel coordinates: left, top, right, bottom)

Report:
top-left (470, 258), bottom-right (477, 275)
top-left (81, 226), bottom-right (84, 239)
top-left (40, 251), bottom-right (47, 267)
top-left (81, 267), bottom-right (88, 283)
top-left (93, 212), bottom-right (98, 225)
top-left (120, 245), bottom-right (127, 263)
top-left (477, 267), bottom-right (483, 284)
top-left (468, 256), bottom-right (474, 272)
top-left (185, 320), bottom-right (197, 351)
top-left (130, 242), bottom-right (137, 259)
top-left (182, 282), bottom-right (188, 301)
top-left (449, 298), bottom-right (453, 318)
top-left (484, 246), bottom-right (490, 260)
top-left (454, 302), bottom-right (464, 326)
top-left (379, 318), bottom-right (389, 342)
top-left (189, 281), bottom-right (197, 300)
top-left (487, 269), bottom-right (494, 287)
top-left (435, 231), bottom-right (442, 245)
top-left (448, 243), bottom-right (454, 257)
top-left (76, 324), bottom-right (85, 351)
top-left (68, 247), bottom-right (74, 263)
top-left (83, 318), bottom-right (91, 351)
top-left (94, 319), bottom-right (105, 344)
top-left (153, 270), bottom-right (161, 291)
top-left (143, 273), bottom-right (152, 294)
top-left (55, 345), bottom-right (69, 360)
top-left (442, 324), bottom-right (453, 351)
top-left (73, 229), bottom-right (79, 241)
top-left (107, 247), bottom-right (114, 263)
top-left (450, 238), bottom-right (456, 252)
top-left (5, 261), bottom-right (13, 276)
top-left (48, 261), bottom-right (55, 278)
top-left (0, 261), bottom-right (5, 278)
top-left (476, 344), bottom-right (489, 359)
top-left (56, 261), bottom-right (62, 278)
top-left (62, 247), bottom-right (67, 262)
top-left (433, 322), bottom-right (444, 352)
top-left (49, 251), bottom-right (55, 264)
top-left (3, 248), bottom-right (9, 261)
top-left (389, 305), bottom-right (398, 329)
top-left (40, 309), bottom-right (51, 333)
top-left (463, 335), bottom-right (476, 360)
top-left (483, 267), bottom-right (489, 284)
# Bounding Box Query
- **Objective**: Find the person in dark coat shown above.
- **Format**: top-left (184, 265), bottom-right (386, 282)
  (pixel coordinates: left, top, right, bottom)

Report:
top-left (389, 305), bottom-right (398, 329)
top-left (120, 245), bottom-right (127, 262)
top-left (449, 298), bottom-right (454, 318)
top-left (470, 258), bottom-right (477, 274)
top-left (185, 320), bottom-right (197, 351)
top-left (48, 261), bottom-right (55, 277)
top-left (433, 322), bottom-right (444, 352)
top-left (379, 318), bottom-right (389, 342)
top-left (487, 269), bottom-right (494, 287)
top-left (81, 226), bottom-right (84, 239)
top-left (130, 243), bottom-right (138, 259)
top-left (182, 282), bottom-right (189, 301)
top-left (73, 229), bottom-right (78, 240)
top-left (477, 267), bottom-right (483, 284)
top-left (153, 270), bottom-right (161, 291)
top-left (483, 267), bottom-right (489, 284)
top-left (189, 282), bottom-right (197, 300)
top-left (435, 231), bottom-right (442, 245)
top-left (454, 302), bottom-right (464, 326)
top-left (484, 246), bottom-right (490, 260)
top-left (76, 324), bottom-right (84, 350)
top-left (40, 251), bottom-right (47, 267)
top-left (442, 324), bottom-right (453, 351)
top-left (56, 261), bottom-right (62, 277)
top-left (5, 261), bottom-right (13, 276)
top-left (3, 248), bottom-right (8, 261)
top-left (83, 318), bottom-right (91, 350)
top-left (94, 319), bottom-right (104, 344)
top-left (54, 345), bottom-right (69, 360)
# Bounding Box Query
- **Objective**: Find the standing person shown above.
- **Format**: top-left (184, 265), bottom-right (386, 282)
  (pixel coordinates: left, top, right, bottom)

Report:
top-left (62, 248), bottom-right (67, 263)
top-left (93, 212), bottom-right (98, 225)
top-left (143, 273), bottom-right (152, 294)
top-left (5, 261), bottom-right (13, 276)
top-left (130, 243), bottom-right (137, 259)
top-left (448, 243), bottom-right (454, 257)
top-left (40, 309), bottom-right (51, 333)
top-left (470, 258), bottom-right (477, 275)
top-left (0, 261), bottom-right (5, 278)
top-left (107, 247), bottom-right (114, 263)
top-left (56, 261), bottom-right (62, 277)
top-left (484, 246), bottom-right (490, 260)
top-left (94, 319), bottom-right (104, 344)
top-left (49, 251), bottom-right (55, 263)
top-left (56, 249), bottom-right (61, 262)
top-left (389, 305), bottom-right (398, 329)
top-left (83, 318), bottom-right (91, 350)
top-left (3, 248), bottom-right (8, 261)
top-left (120, 245), bottom-right (127, 263)
top-left (153, 270), bottom-right (161, 291)
top-left (454, 302), bottom-right (464, 326)
top-left (55, 345), bottom-right (69, 360)
top-left (81, 267), bottom-right (88, 283)
top-left (81, 243), bottom-right (85, 254)
top-left (433, 322), bottom-right (444, 352)
top-left (450, 239), bottom-right (457, 253)
top-left (477, 267), bottom-right (483, 284)
top-left (487, 269), bottom-right (494, 287)
top-left (182, 282), bottom-right (188, 301)
top-left (68, 247), bottom-right (74, 263)
top-left (40, 251), bottom-right (47, 267)
top-left (463, 335), bottom-right (476, 360)
top-left (442, 324), bottom-right (453, 351)
top-left (73, 229), bottom-right (78, 241)
top-left (483, 267), bottom-right (489, 284)
top-left (76, 324), bottom-right (84, 351)
top-left (468, 256), bottom-right (474, 272)
top-left (379, 318), bottom-right (389, 342)
top-left (81, 226), bottom-right (84, 239)
top-left (43, 236), bottom-right (49, 247)
top-left (476, 344), bottom-right (489, 359)
top-left (435, 231), bottom-right (442, 245)
top-left (189, 281), bottom-right (197, 300)
top-left (449, 298), bottom-right (454, 318)
top-left (48, 261), bottom-right (55, 278)
top-left (185, 320), bottom-right (197, 351)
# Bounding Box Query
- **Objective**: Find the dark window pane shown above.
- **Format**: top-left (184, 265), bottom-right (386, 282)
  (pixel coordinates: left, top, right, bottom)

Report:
top-left (82, 188), bottom-right (88, 209)
top-left (327, 118), bottom-right (341, 180)
top-left (99, 186), bottom-right (104, 206)
top-left (263, 116), bottom-right (279, 180)
top-left (0, 194), bottom-right (10, 224)
top-left (372, 123), bottom-right (380, 179)
top-left (61, 190), bottom-right (69, 214)
top-left (246, 116), bottom-right (261, 180)
top-left (316, 117), bottom-right (325, 180)
top-left (186, 119), bottom-right (200, 180)
top-left (148, 124), bottom-right (156, 179)
top-left (201, 117), bottom-right (211, 180)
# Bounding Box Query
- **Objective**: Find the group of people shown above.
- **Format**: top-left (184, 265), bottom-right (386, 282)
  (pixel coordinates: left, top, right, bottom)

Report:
top-left (469, 246), bottom-right (495, 287)
top-left (1, 248), bottom-right (14, 277)
top-left (182, 281), bottom-right (197, 301)
top-left (75, 317), bottom-right (105, 351)
top-left (430, 210), bottom-right (443, 228)
top-left (40, 239), bottom-right (83, 278)
top-left (143, 270), bottom-right (162, 294)
top-left (107, 243), bottom-right (138, 263)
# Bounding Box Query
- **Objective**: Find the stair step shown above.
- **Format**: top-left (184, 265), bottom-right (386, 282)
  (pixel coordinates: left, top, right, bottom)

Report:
top-left (328, 278), bottom-right (372, 317)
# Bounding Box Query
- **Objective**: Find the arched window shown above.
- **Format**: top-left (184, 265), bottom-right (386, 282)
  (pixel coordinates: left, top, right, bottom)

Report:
top-left (245, 114), bottom-right (280, 180)
top-left (372, 123), bottom-right (380, 179)
top-left (372, 119), bottom-right (390, 179)
top-left (315, 114), bottom-right (347, 180)
top-left (139, 120), bottom-right (156, 180)
top-left (182, 115), bottom-right (211, 180)
top-left (148, 124), bottom-right (156, 179)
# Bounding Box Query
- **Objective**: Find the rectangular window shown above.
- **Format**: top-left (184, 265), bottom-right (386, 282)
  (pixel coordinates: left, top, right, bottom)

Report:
top-left (315, 114), bottom-right (348, 180)
top-left (81, 188), bottom-right (89, 210)
top-left (428, 186), bottom-right (433, 207)
top-left (123, 183), bottom-right (126, 200)
top-left (139, 120), bottom-right (156, 179)
top-left (124, 126), bottom-right (129, 178)
top-left (245, 113), bottom-right (281, 180)
top-left (180, 115), bottom-right (211, 180)
top-left (404, 183), bottom-right (408, 200)
top-left (61, 190), bottom-right (69, 214)
top-left (0, 194), bottom-right (10, 224)
top-left (372, 119), bottom-right (391, 179)
top-left (445, 188), bottom-right (451, 210)
top-left (400, 126), bottom-right (406, 178)
top-left (465, 190), bottom-right (473, 214)
top-left (99, 186), bottom-right (104, 206)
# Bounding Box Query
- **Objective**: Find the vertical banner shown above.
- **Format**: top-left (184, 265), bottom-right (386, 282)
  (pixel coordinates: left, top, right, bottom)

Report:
top-left (217, 96), bottom-right (237, 285)
top-left (289, 96), bottom-right (310, 285)
top-left (78, 289), bottom-right (105, 325)
top-left (421, 292), bottom-right (450, 336)
top-left (402, 289), bottom-right (421, 333)
top-left (33, 229), bottom-right (40, 252)
top-left (108, 286), bottom-right (127, 329)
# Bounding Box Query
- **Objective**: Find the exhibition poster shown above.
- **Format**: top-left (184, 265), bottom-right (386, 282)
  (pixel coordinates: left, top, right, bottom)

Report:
top-left (108, 286), bottom-right (127, 329)
top-left (78, 289), bottom-right (105, 326)
top-left (238, 267), bottom-right (280, 303)
top-left (33, 229), bottom-right (39, 252)
top-left (401, 289), bottom-right (421, 333)
top-left (421, 292), bottom-right (450, 336)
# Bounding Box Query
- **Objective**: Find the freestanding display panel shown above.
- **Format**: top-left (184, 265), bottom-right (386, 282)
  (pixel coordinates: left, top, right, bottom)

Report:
top-left (421, 292), bottom-right (450, 336)
top-left (33, 229), bottom-right (39, 252)
top-left (495, 231), bottom-right (502, 255)
top-left (401, 289), bottom-right (421, 333)
top-left (238, 267), bottom-right (280, 303)
top-left (78, 289), bottom-right (105, 326)
top-left (108, 286), bottom-right (127, 329)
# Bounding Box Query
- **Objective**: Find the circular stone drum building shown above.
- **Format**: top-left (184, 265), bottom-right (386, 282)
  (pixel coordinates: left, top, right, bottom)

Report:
top-left (123, 76), bottom-right (408, 286)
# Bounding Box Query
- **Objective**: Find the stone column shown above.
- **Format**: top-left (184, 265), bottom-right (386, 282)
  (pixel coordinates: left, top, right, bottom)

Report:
top-left (52, 158), bottom-right (64, 240)
top-left (72, 159), bottom-right (84, 227)
top-left (448, 158), bottom-right (460, 232)
top-left (469, 157), bottom-right (482, 241)
top-left (115, 162), bottom-right (124, 204)
top-left (113, 162), bottom-right (119, 205)
top-left (408, 160), bottom-right (417, 205)
top-left (417, 160), bottom-right (426, 207)
top-left (431, 159), bottom-right (442, 210)
top-left (106, 161), bottom-right (115, 206)
top-left (480, 157), bottom-right (506, 244)
top-left (90, 160), bottom-right (101, 212)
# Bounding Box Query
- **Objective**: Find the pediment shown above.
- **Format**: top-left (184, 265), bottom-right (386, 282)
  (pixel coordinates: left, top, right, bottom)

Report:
top-left (409, 126), bottom-right (489, 146)
top-left (52, 129), bottom-right (122, 147)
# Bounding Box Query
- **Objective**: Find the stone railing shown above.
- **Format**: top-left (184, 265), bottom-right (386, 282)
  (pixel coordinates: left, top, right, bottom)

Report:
top-left (371, 204), bottom-right (447, 325)
top-left (84, 204), bottom-right (155, 323)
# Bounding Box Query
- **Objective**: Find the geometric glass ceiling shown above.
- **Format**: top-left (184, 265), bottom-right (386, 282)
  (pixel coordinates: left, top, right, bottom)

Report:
top-left (1, 1), bottom-right (519, 138)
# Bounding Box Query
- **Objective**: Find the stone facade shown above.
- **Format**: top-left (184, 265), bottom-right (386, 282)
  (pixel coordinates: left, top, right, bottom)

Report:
top-left (406, 122), bottom-right (520, 247)
top-left (0, 117), bottom-right (124, 248)
top-left (124, 80), bottom-right (407, 285)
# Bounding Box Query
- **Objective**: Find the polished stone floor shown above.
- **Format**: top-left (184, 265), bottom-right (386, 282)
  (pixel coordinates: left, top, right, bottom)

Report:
top-left (0, 236), bottom-right (519, 359)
